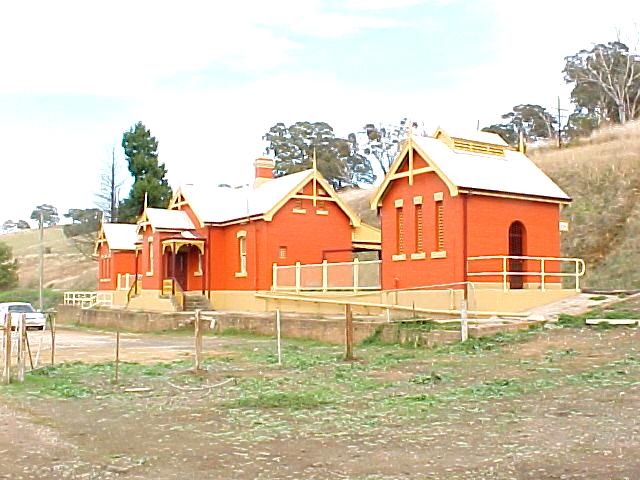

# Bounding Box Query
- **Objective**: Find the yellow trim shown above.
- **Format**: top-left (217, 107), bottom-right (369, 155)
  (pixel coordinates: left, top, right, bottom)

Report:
top-left (457, 189), bottom-right (570, 205)
top-left (411, 252), bottom-right (426, 260)
top-left (370, 137), bottom-right (459, 209)
top-left (394, 199), bottom-right (404, 208)
top-left (292, 208), bottom-right (307, 214)
top-left (392, 254), bottom-right (406, 261)
top-left (167, 186), bottom-right (206, 228)
top-left (234, 272), bottom-right (248, 278)
top-left (263, 170), bottom-right (362, 226)
top-left (316, 210), bottom-right (328, 216)
top-left (236, 230), bottom-right (247, 238)
top-left (161, 239), bottom-right (205, 255)
top-left (413, 196), bottom-right (423, 205)
top-left (433, 192), bottom-right (444, 201)
top-left (430, 251), bottom-right (447, 259)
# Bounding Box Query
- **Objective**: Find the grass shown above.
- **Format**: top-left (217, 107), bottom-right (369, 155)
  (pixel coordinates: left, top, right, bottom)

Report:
top-left (531, 121), bottom-right (640, 289)
top-left (0, 288), bottom-right (62, 310)
top-left (558, 296), bottom-right (640, 327)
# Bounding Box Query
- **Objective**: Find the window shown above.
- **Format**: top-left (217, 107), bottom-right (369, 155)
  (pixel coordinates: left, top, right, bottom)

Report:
top-left (147, 239), bottom-right (154, 276)
top-left (435, 200), bottom-right (444, 251)
top-left (279, 246), bottom-right (287, 259)
top-left (396, 207), bottom-right (404, 254)
top-left (415, 204), bottom-right (423, 252)
top-left (317, 200), bottom-right (326, 210)
top-left (239, 237), bottom-right (247, 275)
top-left (295, 199), bottom-right (303, 209)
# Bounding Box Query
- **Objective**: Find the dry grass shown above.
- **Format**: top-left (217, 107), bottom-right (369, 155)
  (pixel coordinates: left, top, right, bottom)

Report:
top-left (531, 121), bottom-right (640, 288)
top-left (339, 187), bottom-right (379, 227)
top-left (1, 226), bottom-right (97, 290)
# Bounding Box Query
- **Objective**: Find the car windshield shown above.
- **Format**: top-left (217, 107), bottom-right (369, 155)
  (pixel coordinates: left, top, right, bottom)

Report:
top-left (7, 304), bottom-right (35, 313)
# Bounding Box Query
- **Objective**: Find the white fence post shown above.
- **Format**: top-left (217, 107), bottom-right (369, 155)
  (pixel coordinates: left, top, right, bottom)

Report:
top-left (352, 258), bottom-right (359, 292)
top-left (540, 259), bottom-right (546, 292)
top-left (502, 257), bottom-right (508, 292)
top-left (276, 309), bottom-right (282, 366)
top-left (322, 260), bottom-right (328, 293)
top-left (460, 299), bottom-right (468, 342)
top-left (295, 262), bottom-right (301, 293)
top-left (272, 263), bottom-right (278, 291)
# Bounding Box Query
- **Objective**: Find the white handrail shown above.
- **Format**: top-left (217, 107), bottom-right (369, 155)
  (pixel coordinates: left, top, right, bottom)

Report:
top-left (466, 255), bottom-right (585, 292)
top-left (273, 259), bottom-right (382, 292)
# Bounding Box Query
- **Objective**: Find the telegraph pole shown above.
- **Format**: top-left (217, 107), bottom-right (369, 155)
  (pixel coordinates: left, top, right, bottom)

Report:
top-left (38, 211), bottom-right (44, 312)
top-left (557, 96), bottom-right (562, 149)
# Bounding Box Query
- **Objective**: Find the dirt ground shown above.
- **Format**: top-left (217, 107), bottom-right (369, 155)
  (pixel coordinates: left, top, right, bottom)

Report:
top-left (1, 323), bottom-right (640, 479)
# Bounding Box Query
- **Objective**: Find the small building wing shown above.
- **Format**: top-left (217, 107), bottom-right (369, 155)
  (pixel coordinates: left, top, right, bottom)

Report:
top-left (96, 223), bottom-right (138, 252)
top-left (140, 208), bottom-right (196, 231)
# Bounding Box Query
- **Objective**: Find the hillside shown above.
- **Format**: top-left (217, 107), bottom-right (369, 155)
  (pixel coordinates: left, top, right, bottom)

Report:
top-left (531, 121), bottom-right (640, 289)
top-left (1, 226), bottom-right (97, 291)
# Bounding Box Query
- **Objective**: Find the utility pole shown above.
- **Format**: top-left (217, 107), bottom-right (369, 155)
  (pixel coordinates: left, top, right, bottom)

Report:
top-left (557, 96), bottom-right (562, 149)
top-left (38, 211), bottom-right (44, 312)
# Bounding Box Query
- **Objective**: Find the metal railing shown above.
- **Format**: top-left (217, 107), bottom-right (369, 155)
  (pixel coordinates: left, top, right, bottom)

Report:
top-left (63, 292), bottom-right (113, 309)
top-left (272, 259), bottom-right (381, 292)
top-left (466, 255), bottom-right (586, 292)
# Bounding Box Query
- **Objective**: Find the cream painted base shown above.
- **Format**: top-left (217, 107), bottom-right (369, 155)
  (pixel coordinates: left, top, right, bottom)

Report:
top-left (127, 289), bottom-right (178, 312)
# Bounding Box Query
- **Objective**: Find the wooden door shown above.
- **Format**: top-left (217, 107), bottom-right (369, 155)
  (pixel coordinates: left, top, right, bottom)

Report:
top-left (175, 250), bottom-right (188, 290)
top-left (508, 222), bottom-right (525, 289)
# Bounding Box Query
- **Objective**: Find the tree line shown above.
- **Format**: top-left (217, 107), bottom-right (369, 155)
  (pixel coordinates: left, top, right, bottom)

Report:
top-left (484, 40), bottom-right (640, 145)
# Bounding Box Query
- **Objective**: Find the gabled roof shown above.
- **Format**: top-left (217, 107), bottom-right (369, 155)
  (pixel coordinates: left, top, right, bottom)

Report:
top-left (371, 130), bottom-right (571, 208)
top-left (96, 223), bottom-right (138, 252)
top-left (139, 208), bottom-right (195, 231)
top-left (171, 169), bottom-right (362, 226)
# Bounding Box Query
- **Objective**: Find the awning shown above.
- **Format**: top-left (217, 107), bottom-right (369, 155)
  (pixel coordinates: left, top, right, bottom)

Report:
top-left (161, 231), bottom-right (206, 254)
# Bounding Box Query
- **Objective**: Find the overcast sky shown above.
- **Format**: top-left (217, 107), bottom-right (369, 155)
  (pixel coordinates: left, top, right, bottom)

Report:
top-left (1, 0), bottom-right (638, 224)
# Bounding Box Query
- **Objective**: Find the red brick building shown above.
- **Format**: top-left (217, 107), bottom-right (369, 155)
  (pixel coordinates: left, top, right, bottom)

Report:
top-left (371, 128), bottom-right (575, 294)
top-left (97, 158), bottom-right (380, 311)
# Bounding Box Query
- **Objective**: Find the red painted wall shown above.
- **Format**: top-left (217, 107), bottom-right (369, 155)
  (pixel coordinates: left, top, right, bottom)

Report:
top-left (96, 243), bottom-right (136, 291)
top-left (380, 160), bottom-right (464, 290)
top-left (466, 195), bottom-right (561, 284)
top-left (206, 192), bottom-right (353, 291)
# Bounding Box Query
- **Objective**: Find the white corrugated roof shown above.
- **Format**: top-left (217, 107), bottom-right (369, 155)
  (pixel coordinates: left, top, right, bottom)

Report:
top-left (180, 169), bottom-right (314, 223)
top-left (144, 208), bottom-right (195, 230)
top-left (412, 135), bottom-right (570, 201)
top-left (102, 223), bottom-right (138, 250)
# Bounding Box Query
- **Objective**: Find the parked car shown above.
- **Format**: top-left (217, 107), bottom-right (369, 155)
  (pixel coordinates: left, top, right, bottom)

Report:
top-left (0, 302), bottom-right (46, 330)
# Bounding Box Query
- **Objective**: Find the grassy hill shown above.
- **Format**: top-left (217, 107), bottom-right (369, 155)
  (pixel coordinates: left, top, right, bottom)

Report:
top-left (1, 226), bottom-right (97, 291)
top-left (531, 121), bottom-right (640, 289)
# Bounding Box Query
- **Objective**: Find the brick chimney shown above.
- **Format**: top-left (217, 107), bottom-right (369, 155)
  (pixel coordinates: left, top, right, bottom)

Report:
top-left (254, 157), bottom-right (275, 187)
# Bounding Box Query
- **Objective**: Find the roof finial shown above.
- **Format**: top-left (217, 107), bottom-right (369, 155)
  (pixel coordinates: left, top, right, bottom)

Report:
top-left (312, 148), bottom-right (317, 174)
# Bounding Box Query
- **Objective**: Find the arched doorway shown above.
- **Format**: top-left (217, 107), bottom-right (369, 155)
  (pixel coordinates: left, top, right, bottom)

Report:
top-left (508, 221), bottom-right (526, 289)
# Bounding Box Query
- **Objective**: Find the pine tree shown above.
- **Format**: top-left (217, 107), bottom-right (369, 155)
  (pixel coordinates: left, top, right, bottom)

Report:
top-left (0, 242), bottom-right (18, 290)
top-left (119, 122), bottom-right (172, 222)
